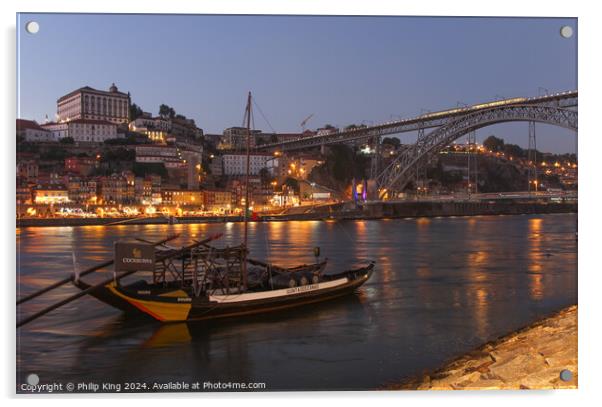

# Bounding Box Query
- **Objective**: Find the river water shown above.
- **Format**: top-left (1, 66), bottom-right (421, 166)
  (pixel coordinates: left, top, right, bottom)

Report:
top-left (16, 214), bottom-right (577, 391)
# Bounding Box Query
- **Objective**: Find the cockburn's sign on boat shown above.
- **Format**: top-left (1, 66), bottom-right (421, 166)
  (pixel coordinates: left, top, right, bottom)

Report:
top-left (115, 242), bottom-right (155, 271)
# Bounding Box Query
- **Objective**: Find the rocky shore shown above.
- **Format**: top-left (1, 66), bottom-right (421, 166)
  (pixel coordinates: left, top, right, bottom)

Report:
top-left (389, 305), bottom-right (578, 390)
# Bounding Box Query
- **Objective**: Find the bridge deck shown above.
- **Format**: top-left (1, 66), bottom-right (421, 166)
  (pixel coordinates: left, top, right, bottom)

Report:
top-left (257, 91), bottom-right (577, 153)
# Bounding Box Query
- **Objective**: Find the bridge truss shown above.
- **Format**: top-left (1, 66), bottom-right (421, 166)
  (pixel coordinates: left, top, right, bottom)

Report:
top-left (376, 105), bottom-right (578, 199)
top-left (254, 90), bottom-right (577, 201)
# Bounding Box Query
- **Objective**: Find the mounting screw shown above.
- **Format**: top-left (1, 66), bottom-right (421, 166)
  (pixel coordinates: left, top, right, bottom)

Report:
top-left (25, 21), bottom-right (40, 34)
top-left (560, 26), bottom-right (573, 39)
top-left (559, 369), bottom-right (573, 381)
top-left (26, 373), bottom-right (39, 385)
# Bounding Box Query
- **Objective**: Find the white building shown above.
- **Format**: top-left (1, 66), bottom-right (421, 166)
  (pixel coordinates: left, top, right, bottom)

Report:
top-left (209, 155), bottom-right (224, 176)
top-left (135, 145), bottom-right (184, 168)
top-left (17, 119), bottom-right (55, 142)
top-left (41, 119), bottom-right (119, 143)
top-left (129, 115), bottom-right (171, 133)
top-left (69, 119), bottom-right (118, 143)
top-left (222, 153), bottom-right (278, 176)
top-left (219, 127), bottom-right (262, 150)
top-left (40, 121), bottom-right (69, 140)
top-left (57, 83), bottom-right (130, 125)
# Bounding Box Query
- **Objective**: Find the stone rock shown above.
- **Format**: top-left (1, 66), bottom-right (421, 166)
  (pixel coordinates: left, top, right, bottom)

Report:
top-left (391, 305), bottom-right (578, 391)
top-left (462, 379), bottom-right (509, 390)
top-left (464, 359), bottom-right (494, 374)
top-left (452, 371), bottom-right (483, 388)
top-left (518, 369), bottom-right (565, 389)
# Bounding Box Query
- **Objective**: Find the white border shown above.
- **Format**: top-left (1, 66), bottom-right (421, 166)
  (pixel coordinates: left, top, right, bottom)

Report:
top-left (2, 1), bottom-right (600, 406)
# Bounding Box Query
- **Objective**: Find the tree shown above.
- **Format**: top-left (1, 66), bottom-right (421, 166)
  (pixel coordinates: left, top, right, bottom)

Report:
top-left (159, 104), bottom-right (176, 119)
top-left (100, 148), bottom-right (135, 162)
top-left (308, 144), bottom-right (369, 191)
top-left (60, 137), bottom-right (74, 144)
top-left (104, 138), bottom-right (128, 145)
top-left (16, 137), bottom-right (39, 153)
top-left (503, 143), bottom-right (525, 159)
top-left (284, 177), bottom-right (300, 193)
top-left (129, 103), bottom-right (144, 121)
top-left (382, 137), bottom-right (401, 149)
top-left (159, 104), bottom-right (168, 117)
top-left (483, 135), bottom-right (505, 152)
top-left (133, 162), bottom-right (167, 178)
top-left (40, 147), bottom-right (69, 161)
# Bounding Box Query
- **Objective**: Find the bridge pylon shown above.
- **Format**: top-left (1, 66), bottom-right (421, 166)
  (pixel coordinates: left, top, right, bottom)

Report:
top-left (527, 121), bottom-right (538, 193)
top-left (467, 130), bottom-right (477, 197)
top-left (320, 141), bottom-right (328, 156)
top-left (370, 136), bottom-right (381, 179)
top-left (367, 136), bottom-right (381, 200)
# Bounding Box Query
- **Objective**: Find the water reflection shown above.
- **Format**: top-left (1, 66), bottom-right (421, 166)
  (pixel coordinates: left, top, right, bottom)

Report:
top-left (528, 218), bottom-right (545, 300)
top-left (16, 214), bottom-right (577, 390)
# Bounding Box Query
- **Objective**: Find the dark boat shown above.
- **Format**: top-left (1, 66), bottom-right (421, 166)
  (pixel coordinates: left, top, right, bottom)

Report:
top-left (71, 240), bottom-right (373, 322)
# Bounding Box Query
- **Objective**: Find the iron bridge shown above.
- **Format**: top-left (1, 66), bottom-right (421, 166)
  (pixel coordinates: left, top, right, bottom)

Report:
top-left (256, 90), bottom-right (577, 199)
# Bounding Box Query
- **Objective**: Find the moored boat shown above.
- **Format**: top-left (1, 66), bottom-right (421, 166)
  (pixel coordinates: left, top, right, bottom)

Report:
top-left (71, 243), bottom-right (373, 322)
top-left (16, 91), bottom-right (375, 328)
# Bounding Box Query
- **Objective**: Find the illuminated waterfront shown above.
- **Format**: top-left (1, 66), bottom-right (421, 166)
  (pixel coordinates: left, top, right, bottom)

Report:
top-left (16, 214), bottom-right (577, 390)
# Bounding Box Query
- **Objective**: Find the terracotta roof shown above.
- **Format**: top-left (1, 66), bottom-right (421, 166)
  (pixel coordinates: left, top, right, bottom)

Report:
top-left (57, 85), bottom-right (129, 102)
top-left (16, 119), bottom-right (47, 132)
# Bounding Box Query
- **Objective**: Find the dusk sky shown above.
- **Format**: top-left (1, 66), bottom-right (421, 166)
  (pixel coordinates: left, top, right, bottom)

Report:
top-left (17, 14), bottom-right (577, 153)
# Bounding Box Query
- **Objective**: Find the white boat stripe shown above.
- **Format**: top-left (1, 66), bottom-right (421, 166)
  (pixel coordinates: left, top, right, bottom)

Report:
top-left (209, 277), bottom-right (350, 303)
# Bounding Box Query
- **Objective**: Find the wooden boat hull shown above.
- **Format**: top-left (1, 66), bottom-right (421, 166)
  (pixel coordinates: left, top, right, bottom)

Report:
top-left (74, 263), bottom-right (374, 322)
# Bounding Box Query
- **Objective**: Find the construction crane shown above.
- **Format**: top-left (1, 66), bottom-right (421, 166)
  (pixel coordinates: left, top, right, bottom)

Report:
top-left (300, 113), bottom-right (314, 132)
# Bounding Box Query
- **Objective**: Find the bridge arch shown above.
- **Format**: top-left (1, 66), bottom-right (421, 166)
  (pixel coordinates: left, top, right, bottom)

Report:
top-left (376, 105), bottom-right (577, 199)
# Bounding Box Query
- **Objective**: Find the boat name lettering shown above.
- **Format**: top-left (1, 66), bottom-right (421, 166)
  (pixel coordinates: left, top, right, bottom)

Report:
top-left (122, 258), bottom-right (153, 264)
top-left (287, 283), bottom-right (319, 294)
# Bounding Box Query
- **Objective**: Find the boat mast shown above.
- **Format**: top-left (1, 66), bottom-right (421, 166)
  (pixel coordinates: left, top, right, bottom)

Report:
top-left (242, 91), bottom-right (252, 289)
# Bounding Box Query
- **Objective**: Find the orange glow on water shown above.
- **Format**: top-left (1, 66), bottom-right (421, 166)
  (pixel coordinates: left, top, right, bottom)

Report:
top-left (528, 218), bottom-right (545, 300)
